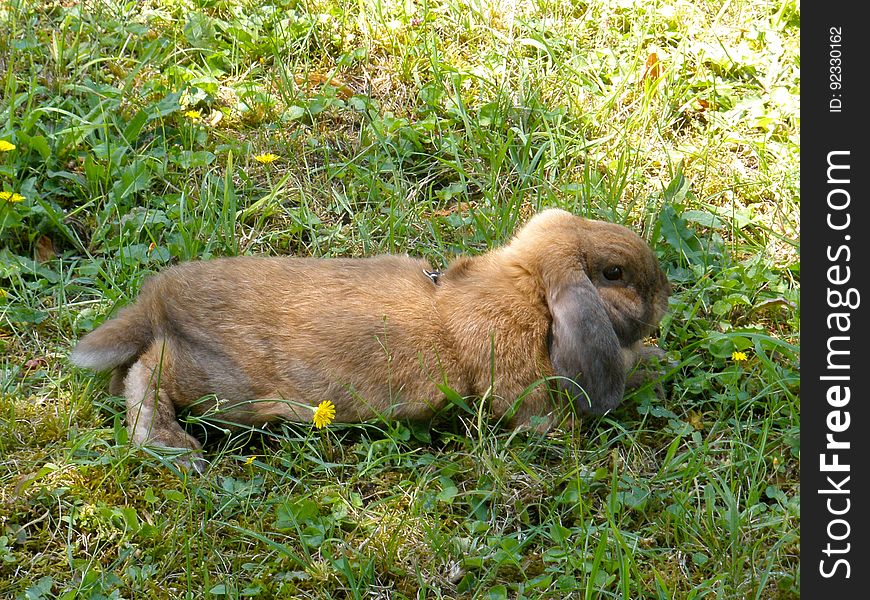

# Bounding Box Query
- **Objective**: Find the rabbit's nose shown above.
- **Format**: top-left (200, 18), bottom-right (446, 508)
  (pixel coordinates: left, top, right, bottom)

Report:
top-left (662, 274), bottom-right (672, 296)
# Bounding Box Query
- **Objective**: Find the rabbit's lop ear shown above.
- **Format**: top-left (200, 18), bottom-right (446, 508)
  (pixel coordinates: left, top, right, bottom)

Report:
top-left (547, 271), bottom-right (625, 415)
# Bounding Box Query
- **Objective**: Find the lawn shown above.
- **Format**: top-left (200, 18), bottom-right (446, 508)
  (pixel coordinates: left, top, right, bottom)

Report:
top-left (0, 0), bottom-right (800, 598)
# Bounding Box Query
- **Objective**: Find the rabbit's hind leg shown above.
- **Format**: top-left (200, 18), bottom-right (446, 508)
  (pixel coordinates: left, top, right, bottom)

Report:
top-left (124, 340), bottom-right (206, 473)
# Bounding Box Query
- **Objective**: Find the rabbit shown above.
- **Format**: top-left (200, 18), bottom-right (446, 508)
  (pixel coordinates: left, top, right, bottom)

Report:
top-left (69, 208), bottom-right (671, 471)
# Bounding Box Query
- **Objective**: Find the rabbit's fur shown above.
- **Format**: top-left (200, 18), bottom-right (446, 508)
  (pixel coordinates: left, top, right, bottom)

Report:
top-left (70, 209), bottom-right (670, 469)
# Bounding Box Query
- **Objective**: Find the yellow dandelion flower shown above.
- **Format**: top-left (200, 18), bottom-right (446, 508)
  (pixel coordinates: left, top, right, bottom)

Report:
top-left (245, 455), bottom-right (257, 465)
top-left (731, 351), bottom-right (748, 362)
top-left (184, 110), bottom-right (202, 120)
top-left (312, 400), bottom-right (336, 429)
top-left (254, 153), bottom-right (279, 164)
top-left (0, 191), bottom-right (25, 203)
top-left (0, 140), bottom-right (15, 152)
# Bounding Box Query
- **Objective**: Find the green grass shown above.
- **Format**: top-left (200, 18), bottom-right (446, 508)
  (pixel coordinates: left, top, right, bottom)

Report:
top-left (1, 0), bottom-right (799, 597)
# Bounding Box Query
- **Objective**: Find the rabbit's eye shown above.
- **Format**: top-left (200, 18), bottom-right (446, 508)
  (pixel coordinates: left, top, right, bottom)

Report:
top-left (603, 265), bottom-right (623, 281)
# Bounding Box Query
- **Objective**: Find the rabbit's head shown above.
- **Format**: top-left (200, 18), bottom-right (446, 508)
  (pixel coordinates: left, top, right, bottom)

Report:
top-left (503, 209), bottom-right (671, 414)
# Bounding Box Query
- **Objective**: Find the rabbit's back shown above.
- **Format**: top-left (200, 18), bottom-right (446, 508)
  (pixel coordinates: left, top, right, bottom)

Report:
top-left (136, 255), bottom-right (461, 421)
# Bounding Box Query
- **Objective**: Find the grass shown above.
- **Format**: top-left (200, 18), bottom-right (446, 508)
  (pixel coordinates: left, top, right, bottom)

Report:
top-left (0, 0), bottom-right (799, 598)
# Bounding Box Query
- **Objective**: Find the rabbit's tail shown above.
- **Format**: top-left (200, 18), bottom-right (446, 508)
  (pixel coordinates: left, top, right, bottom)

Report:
top-left (69, 305), bottom-right (153, 371)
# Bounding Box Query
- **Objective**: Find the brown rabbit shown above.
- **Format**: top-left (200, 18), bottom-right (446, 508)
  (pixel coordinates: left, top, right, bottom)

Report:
top-left (70, 209), bottom-right (670, 470)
